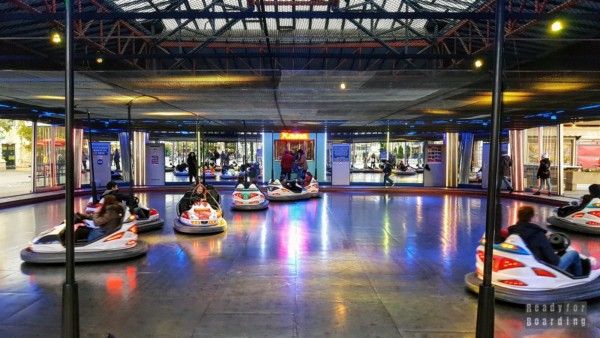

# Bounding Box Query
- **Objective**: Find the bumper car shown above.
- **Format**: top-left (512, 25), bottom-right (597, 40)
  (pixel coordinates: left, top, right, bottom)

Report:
top-left (415, 166), bottom-right (424, 174)
top-left (111, 170), bottom-right (123, 181)
top-left (305, 177), bottom-right (321, 198)
top-left (220, 169), bottom-right (238, 180)
top-left (85, 196), bottom-right (164, 233)
top-left (174, 185), bottom-right (226, 234)
top-left (20, 212), bottom-right (148, 264)
top-left (547, 198), bottom-right (600, 235)
top-left (173, 168), bottom-right (189, 177)
top-left (232, 183), bottom-right (269, 211)
top-left (266, 179), bottom-right (312, 201)
top-left (395, 167), bottom-right (417, 176)
top-left (465, 234), bottom-right (600, 304)
top-left (203, 168), bottom-right (216, 179)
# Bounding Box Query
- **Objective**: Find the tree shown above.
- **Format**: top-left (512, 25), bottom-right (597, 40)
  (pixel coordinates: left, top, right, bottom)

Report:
top-left (0, 119), bottom-right (12, 136)
top-left (16, 122), bottom-right (33, 152)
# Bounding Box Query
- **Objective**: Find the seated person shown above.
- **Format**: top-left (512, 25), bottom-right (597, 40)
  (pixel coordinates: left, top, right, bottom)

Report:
top-left (398, 161), bottom-right (408, 172)
top-left (509, 206), bottom-right (584, 276)
top-left (76, 195), bottom-right (124, 242)
top-left (103, 181), bottom-right (135, 209)
top-left (281, 179), bottom-right (302, 193)
top-left (176, 162), bottom-right (187, 172)
top-left (191, 182), bottom-right (220, 210)
top-left (304, 171), bottom-right (313, 187)
top-left (557, 184), bottom-right (600, 217)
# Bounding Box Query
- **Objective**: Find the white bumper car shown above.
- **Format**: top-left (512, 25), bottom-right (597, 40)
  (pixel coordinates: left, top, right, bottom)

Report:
top-left (465, 234), bottom-right (600, 304)
top-left (232, 183), bottom-right (269, 211)
top-left (547, 198), bottom-right (600, 235)
top-left (85, 196), bottom-right (164, 232)
top-left (174, 187), bottom-right (226, 234)
top-left (20, 212), bottom-right (148, 264)
top-left (266, 179), bottom-right (312, 201)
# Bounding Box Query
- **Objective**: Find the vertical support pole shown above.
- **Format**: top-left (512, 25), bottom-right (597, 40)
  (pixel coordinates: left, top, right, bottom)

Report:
top-left (315, 133), bottom-right (318, 181)
top-left (32, 119), bottom-right (38, 193)
top-left (509, 129), bottom-right (524, 192)
top-left (62, 0), bottom-right (80, 336)
top-left (87, 111), bottom-right (97, 203)
top-left (196, 119), bottom-right (201, 185)
top-left (386, 130), bottom-right (390, 161)
top-left (127, 103), bottom-right (134, 200)
top-left (476, 0), bottom-right (505, 337)
top-left (557, 124), bottom-right (564, 196)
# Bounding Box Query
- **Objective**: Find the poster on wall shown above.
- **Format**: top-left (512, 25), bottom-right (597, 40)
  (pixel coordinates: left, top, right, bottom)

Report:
top-left (426, 144), bottom-right (444, 163)
top-left (146, 143), bottom-right (165, 186)
top-left (91, 142), bottom-right (111, 188)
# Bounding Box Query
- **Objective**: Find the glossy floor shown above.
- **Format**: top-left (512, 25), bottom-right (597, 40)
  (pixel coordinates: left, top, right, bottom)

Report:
top-left (0, 192), bottom-right (599, 337)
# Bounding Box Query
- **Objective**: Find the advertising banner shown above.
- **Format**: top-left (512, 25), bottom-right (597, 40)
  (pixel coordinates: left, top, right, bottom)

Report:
top-left (91, 142), bottom-right (111, 188)
top-left (146, 143), bottom-right (165, 186)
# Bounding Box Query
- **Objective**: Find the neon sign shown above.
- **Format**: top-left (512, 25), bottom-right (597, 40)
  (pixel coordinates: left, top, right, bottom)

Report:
top-left (280, 132), bottom-right (309, 140)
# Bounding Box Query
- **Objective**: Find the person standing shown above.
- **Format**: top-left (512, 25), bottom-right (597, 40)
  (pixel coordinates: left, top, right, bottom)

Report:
top-left (534, 153), bottom-right (552, 195)
top-left (113, 148), bottom-right (121, 171)
top-left (297, 149), bottom-right (308, 179)
top-left (82, 150), bottom-right (88, 171)
top-left (500, 152), bottom-right (514, 193)
top-left (382, 160), bottom-right (394, 186)
top-left (280, 150), bottom-right (294, 180)
top-left (187, 152), bottom-right (198, 184)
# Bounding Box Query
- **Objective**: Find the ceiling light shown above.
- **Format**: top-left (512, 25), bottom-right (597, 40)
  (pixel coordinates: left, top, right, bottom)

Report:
top-left (533, 82), bottom-right (587, 92)
top-left (96, 56), bottom-right (104, 64)
top-left (142, 112), bottom-right (195, 117)
top-left (550, 20), bottom-right (563, 33)
top-left (340, 82), bottom-right (346, 90)
top-left (474, 59), bottom-right (483, 69)
top-left (423, 109), bottom-right (453, 115)
top-left (50, 32), bottom-right (62, 45)
top-left (34, 95), bottom-right (65, 100)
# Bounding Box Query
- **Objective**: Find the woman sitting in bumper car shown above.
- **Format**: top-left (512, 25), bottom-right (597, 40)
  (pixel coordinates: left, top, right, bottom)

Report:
top-left (76, 195), bottom-right (124, 242)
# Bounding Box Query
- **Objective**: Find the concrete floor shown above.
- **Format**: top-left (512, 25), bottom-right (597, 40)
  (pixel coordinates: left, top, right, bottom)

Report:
top-left (1, 192), bottom-right (599, 337)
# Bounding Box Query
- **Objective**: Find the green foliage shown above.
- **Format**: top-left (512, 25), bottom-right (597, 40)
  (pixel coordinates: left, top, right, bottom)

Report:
top-left (0, 119), bottom-right (12, 134)
top-left (16, 122), bottom-right (33, 151)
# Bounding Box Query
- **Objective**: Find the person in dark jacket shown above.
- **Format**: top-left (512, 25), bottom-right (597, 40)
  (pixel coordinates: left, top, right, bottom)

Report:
top-left (187, 152), bottom-right (198, 184)
top-left (534, 153), bottom-right (552, 195)
top-left (280, 150), bottom-right (294, 180)
top-left (557, 184), bottom-right (600, 217)
top-left (508, 206), bottom-right (582, 276)
top-left (382, 160), bottom-right (394, 186)
top-left (500, 152), bottom-right (514, 193)
top-left (102, 181), bottom-right (134, 208)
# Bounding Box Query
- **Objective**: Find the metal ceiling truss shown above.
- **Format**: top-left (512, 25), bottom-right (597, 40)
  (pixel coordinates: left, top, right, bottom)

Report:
top-left (1, 0), bottom-right (597, 71)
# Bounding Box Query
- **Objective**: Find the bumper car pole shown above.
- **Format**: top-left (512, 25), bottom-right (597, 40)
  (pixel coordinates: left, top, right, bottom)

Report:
top-left (62, 2), bottom-right (80, 336)
top-left (476, 1), bottom-right (506, 337)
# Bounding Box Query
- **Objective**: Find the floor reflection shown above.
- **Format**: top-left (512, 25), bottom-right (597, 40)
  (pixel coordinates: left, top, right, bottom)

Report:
top-left (0, 191), bottom-right (598, 337)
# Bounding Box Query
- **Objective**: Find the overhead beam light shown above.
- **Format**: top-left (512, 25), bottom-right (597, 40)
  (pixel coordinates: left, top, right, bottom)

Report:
top-left (340, 82), bottom-right (346, 90)
top-left (550, 20), bottom-right (563, 33)
top-left (50, 31), bottom-right (62, 45)
top-left (95, 56), bottom-right (104, 64)
top-left (474, 59), bottom-right (483, 69)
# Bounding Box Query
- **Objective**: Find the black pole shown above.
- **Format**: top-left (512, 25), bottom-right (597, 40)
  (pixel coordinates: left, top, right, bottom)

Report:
top-left (127, 103), bottom-right (134, 201)
top-left (201, 134), bottom-right (206, 185)
top-left (62, 0), bottom-right (79, 336)
top-left (270, 133), bottom-right (274, 182)
top-left (87, 111), bottom-right (97, 203)
top-left (314, 132), bottom-right (318, 181)
top-left (476, 0), bottom-right (506, 337)
top-left (196, 118), bottom-right (201, 185)
top-left (243, 121), bottom-right (248, 184)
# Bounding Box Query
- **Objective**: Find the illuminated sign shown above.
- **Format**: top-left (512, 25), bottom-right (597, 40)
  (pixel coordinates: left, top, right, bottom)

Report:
top-left (280, 132), bottom-right (309, 140)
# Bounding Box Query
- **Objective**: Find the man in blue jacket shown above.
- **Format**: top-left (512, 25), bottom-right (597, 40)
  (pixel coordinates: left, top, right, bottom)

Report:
top-left (509, 206), bottom-right (583, 276)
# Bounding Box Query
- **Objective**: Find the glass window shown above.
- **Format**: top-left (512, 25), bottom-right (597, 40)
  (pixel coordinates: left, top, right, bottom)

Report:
top-left (0, 119), bottom-right (33, 197)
